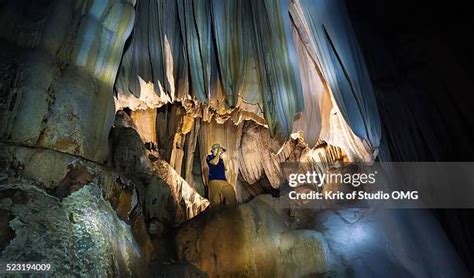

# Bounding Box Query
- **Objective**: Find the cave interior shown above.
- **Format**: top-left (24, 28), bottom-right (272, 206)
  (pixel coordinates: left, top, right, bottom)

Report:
top-left (0, 0), bottom-right (474, 277)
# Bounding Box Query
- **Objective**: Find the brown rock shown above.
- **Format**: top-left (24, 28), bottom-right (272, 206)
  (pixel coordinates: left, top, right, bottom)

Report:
top-left (147, 160), bottom-right (210, 227)
top-left (176, 195), bottom-right (328, 277)
top-left (55, 164), bottom-right (95, 200)
top-left (131, 215), bottom-right (154, 262)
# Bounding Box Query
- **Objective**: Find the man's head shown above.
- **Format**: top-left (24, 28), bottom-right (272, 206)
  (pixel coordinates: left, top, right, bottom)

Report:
top-left (211, 143), bottom-right (225, 156)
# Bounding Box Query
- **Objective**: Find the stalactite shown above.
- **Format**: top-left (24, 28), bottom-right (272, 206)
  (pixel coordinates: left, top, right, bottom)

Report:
top-left (156, 104), bottom-right (185, 161)
top-left (211, 0), bottom-right (254, 107)
top-left (113, 0), bottom-right (380, 166)
top-left (291, 22), bottom-right (328, 147)
top-left (115, 0), bottom-right (187, 106)
top-left (250, 0), bottom-right (304, 138)
top-left (177, 0), bottom-right (211, 102)
top-left (169, 114), bottom-right (194, 175)
top-left (130, 108), bottom-right (157, 144)
top-left (289, 0), bottom-right (381, 151)
top-left (183, 119), bottom-right (201, 187)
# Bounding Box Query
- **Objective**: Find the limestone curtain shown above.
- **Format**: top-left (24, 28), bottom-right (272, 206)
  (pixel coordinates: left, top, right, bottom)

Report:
top-left (115, 0), bottom-right (380, 152)
top-left (250, 0), bottom-right (304, 137)
top-left (290, 0), bottom-right (381, 150)
top-left (211, 0), bottom-right (253, 108)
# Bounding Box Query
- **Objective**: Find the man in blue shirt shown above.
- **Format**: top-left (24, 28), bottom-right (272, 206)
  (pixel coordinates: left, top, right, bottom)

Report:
top-left (206, 143), bottom-right (237, 207)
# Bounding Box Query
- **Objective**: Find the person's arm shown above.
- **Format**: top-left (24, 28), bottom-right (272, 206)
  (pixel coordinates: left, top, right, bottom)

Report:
top-left (208, 151), bottom-right (222, 165)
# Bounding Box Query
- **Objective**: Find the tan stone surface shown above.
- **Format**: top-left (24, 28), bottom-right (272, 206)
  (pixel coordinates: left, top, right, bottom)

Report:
top-left (176, 195), bottom-right (328, 277)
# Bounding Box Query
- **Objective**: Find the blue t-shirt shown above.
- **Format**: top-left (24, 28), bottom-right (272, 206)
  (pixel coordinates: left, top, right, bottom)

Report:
top-left (206, 154), bottom-right (226, 181)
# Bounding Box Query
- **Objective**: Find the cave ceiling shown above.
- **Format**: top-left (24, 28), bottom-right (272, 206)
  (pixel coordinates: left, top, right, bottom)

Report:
top-left (114, 0), bottom-right (381, 164)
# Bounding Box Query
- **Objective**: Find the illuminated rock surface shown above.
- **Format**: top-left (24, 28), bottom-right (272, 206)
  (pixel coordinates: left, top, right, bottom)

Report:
top-left (0, 176), bottom-right (147, 277)
top-left (110, 110), bottom-right (210, 227)
top-left (315, 209), bottom-right (469, 277)
top-left (176, 195), bottom-right (329, 277)
top-left (0, 0), bottom-right (135, 162)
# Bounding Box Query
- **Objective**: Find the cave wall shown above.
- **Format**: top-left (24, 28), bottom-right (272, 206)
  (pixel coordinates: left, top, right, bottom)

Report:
top-left (0, 142), bottom-right (152, 276)
top-left (0, 0), bottom-right (135, 162)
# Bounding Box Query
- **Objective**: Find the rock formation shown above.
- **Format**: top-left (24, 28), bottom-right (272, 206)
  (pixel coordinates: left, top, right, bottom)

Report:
top-left (0, 0), bottom-right (472, 276)
top-left (0, 0), bottom-right (135, 162)
top-left (176, 195), bottom-right (329, 277)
